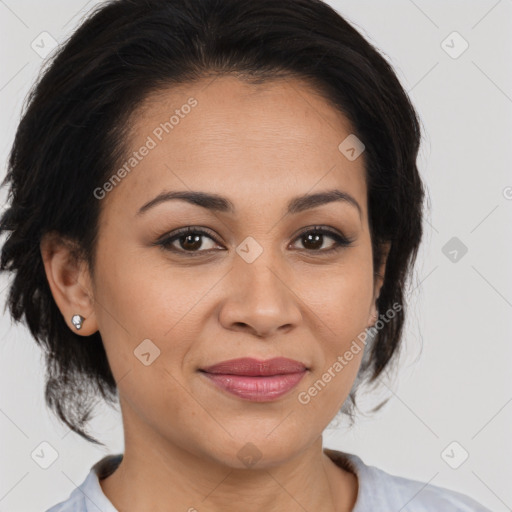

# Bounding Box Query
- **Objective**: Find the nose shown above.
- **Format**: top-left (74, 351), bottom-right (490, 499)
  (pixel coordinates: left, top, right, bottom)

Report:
top-left (218, 248), bottom-right (302, 338)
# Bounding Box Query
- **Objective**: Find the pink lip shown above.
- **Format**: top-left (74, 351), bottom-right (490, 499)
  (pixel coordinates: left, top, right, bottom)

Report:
top-left (201, 357), bottom-right (307, 376)
top-left (200, 357), bottom-right (308, 402)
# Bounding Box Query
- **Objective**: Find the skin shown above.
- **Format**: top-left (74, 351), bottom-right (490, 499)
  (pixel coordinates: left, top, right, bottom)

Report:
top-left (41, 75), bottom-right (390, 512)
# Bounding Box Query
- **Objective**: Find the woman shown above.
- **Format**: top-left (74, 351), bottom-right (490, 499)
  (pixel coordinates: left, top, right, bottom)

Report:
top-left (0, 0), bottom-right (491, 510)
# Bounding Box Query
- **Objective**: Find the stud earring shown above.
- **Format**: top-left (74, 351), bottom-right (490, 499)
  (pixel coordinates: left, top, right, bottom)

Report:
top-left (71, 314), bottom-right (85, 330)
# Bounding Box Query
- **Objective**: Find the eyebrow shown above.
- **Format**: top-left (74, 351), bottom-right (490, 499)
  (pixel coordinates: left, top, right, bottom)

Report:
top-left (136, 188), bottom-right (362, 219)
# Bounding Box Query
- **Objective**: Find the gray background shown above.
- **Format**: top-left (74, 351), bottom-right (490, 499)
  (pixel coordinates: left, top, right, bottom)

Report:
top-left (1, 1), bottom-right (511, 511)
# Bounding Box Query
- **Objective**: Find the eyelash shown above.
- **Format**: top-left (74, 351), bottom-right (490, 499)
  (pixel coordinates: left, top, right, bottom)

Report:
top-left (154, 225), bottom-right (354, 257)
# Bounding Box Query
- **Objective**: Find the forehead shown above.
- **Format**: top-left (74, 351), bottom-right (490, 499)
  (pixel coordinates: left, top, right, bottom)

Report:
top-left (135, 74), bottom-right (356, 149)
top-left (102, 74), bottom-right (367, 220)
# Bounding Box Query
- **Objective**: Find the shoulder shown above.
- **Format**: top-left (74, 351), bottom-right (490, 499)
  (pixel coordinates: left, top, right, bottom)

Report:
top-left (43, 477), bottom-right (89, 512)
top-left (324, 448), bottom-right (492, 512)
top-left (44, 454), bottom-right (122, 512)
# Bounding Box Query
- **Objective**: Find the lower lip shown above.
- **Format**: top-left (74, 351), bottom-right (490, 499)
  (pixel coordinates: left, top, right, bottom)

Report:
top-left (201, 371), bottom-right (307, 402)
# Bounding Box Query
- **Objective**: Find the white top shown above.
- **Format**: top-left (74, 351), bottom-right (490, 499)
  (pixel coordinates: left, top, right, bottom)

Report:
top-left (45, 448), bottom-right (492, 512)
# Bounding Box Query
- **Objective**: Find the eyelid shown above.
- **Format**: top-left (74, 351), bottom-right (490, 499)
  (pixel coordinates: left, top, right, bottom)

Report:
top-left (154, 226), bottom-right (222, 251)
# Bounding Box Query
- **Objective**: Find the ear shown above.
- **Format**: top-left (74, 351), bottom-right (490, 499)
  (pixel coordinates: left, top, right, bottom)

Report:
top-left (367, 241), bottom-right (391, 328)
top-left (40, 232), bottom-right (98, 336)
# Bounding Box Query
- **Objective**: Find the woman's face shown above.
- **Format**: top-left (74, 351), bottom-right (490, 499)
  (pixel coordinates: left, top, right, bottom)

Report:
top-left (87, 75), bottom-right (387, 467)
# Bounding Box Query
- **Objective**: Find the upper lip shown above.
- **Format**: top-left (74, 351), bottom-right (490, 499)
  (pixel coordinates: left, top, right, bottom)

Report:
top-left (200, 357), bottom-right (307, 376)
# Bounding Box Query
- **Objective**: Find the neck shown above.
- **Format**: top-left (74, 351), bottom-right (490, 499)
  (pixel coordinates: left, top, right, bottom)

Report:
top-left (100, 413), bottom-right (357, 512)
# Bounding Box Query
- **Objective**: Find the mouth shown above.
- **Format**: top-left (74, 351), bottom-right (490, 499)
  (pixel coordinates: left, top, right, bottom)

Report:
top-left (199, 357), bottom-right (308, 402)
top-left (200, 357), bottom-right (308, 376)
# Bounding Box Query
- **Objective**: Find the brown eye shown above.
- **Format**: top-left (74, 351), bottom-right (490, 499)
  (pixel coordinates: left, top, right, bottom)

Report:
top-left (301, 232), bottom-right (326, 250)
top-left (156, 227), bottom-right (222, 256)
top-left (292, 227), bottom-right (354, 253)
top-left (178, 233), bottom-right (204, 251)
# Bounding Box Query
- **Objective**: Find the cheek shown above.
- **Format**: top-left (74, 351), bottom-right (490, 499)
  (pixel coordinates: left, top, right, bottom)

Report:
top-left (298, 358), bottom-right (362, 420)
top-left (295, 253), bottom-right (373, 389)
top-left (91, 241), bottom-right (218, 382)
top-left (295, 256), bottom-right (374, 335)
top-left (91, 250), bottom-right (204, 423)
top-left (93, 240), bottom-right (202, 333)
